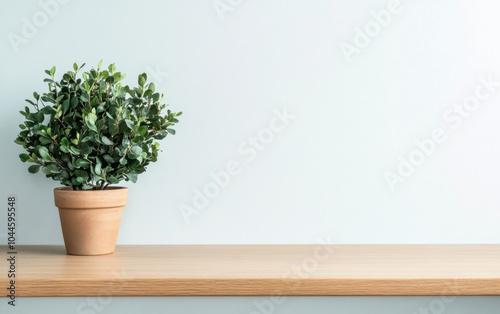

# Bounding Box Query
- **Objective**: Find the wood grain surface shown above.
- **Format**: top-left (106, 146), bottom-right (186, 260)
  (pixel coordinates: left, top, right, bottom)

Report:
top-left (1, 245), bottom-right (499, 297)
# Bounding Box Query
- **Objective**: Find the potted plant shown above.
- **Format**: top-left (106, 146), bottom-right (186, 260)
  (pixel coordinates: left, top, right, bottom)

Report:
top-left (14, 61), bottom-right (181, 255)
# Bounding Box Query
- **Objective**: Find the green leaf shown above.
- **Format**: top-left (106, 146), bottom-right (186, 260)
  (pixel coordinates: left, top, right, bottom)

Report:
top-left (122, 137), bottom-right (130, 148)
top-left (19, 154), bottom-right (30, 162)
top-left (132, 97), bottom-right (142, 105)
top-left (68, 146), bottom-right (80, 155)
top-left (74, 170), bottom-right (89, 182)
top-left (80, 93), bottom-right (89, 102)
top-left (95, 157), bottom-right (102, 174)
top-left (103, 155), bottom-right (115, 164)
top-left (80, 143), bottom-right (92, 155)
top-left (42, 166), bottom-right (52, 175)
top-left (81, 184), bottom-right (94, 190)
top-left (101, 136), bottom-right (114, 145)
top-left (38, 147), bottom-right (51, 161)
top-left (134, 88), bottom-right (142, 97)
top-left (113, 72), bottom-right (123, 82)
top-left (132, 135), bottom-right (143, 144)
top-left (35, 111), bottom-right (44, 123)
top-left (28, 165), bottom-right (41, 173)
top-left (62, 99), bottom-right (70, 114)
top-left (96, 119), bottom-right (105, 131)
top-left (75, 158), bottom-right (90, 168)
top-left (96, 102), bottom-right (106, 113)
top-left (125, 170), bottom-right (138, 183)
top-left (105, 76), bottom-right (115, 84)
top-left (19, 124), bottom-right (26, 130)
top-left (89, 96), bottom-right (98, 108)
top-left (40, 106), bottom-right (55, 114)
top-left (25, 99), bottom-right (36, 106)
top-left (40, 137), bottom-right (51, 145)
top-left (108, 64), bottom-right (116, 74)
top-left (154, 130), bottom-right (167, 140)
top-left (50, 66), bottom-right (56, 77)
top-left (167, 128), bottom-right (176, 135)
top-left (73, 63), bottom-right (78, 71)
top-left (138, 73), bottom-right (146, 87)
top-left (85, 112), bottom-right (98, 131)
top-left (70, 95), bottom-right (78, 108)
top-left (93, 173), bottom-right (103, 181)
top-left (46, 163), bottom-right (61, 173)
top-left (128, 145), bottom-right (142, 159)
top-left (86, 112), bottom-right (97, 124)
top-left (81, 136), bottom-right (92, 143)
top-left (138, 126), bottom-right (147, 137)
top-left (125, 119), bottom-right (134, 130)
top-left (55, 96), bottom-right (64, 104)
top-left (60, 137), bottom-right (69, 147)
top-left (107, 176), bottom-right (119, 184)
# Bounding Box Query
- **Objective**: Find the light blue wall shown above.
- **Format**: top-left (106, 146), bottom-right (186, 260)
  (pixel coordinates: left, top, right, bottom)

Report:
top-left (2, 0), bottom-right (500, 245)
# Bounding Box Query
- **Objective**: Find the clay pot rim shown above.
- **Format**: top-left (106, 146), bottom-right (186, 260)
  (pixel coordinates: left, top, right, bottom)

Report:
top-left (54, 186), bottom-right (128, 192)
top-left (54, 186), bottom-right (128, 210)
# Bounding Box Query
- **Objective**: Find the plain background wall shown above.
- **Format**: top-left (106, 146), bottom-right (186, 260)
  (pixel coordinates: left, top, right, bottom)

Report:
top-left (1, 0), bottom-right (500, 245)
top-left (2, 296), bottom-right (500, 314)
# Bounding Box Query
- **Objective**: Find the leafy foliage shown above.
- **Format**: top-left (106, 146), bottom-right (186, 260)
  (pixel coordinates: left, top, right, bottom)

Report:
top-left (15, 61), bottom-right (182, 190)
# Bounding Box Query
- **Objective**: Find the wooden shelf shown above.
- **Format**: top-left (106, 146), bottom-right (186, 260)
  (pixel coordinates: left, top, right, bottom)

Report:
top-left (2, 245), bottom-right (500, 297)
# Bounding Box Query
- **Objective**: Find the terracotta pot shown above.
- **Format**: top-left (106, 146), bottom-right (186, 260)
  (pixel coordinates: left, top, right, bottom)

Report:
top-left (54, 187), bottom-right (128, 256)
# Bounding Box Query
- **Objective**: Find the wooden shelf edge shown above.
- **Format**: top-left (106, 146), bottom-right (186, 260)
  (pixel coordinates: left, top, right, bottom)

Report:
top-left (1, 278), bottom-right (499, 297)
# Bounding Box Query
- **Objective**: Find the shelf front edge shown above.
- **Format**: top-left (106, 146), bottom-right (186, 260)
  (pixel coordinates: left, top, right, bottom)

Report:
top-left (5, 278), bottom-right (500, 297)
